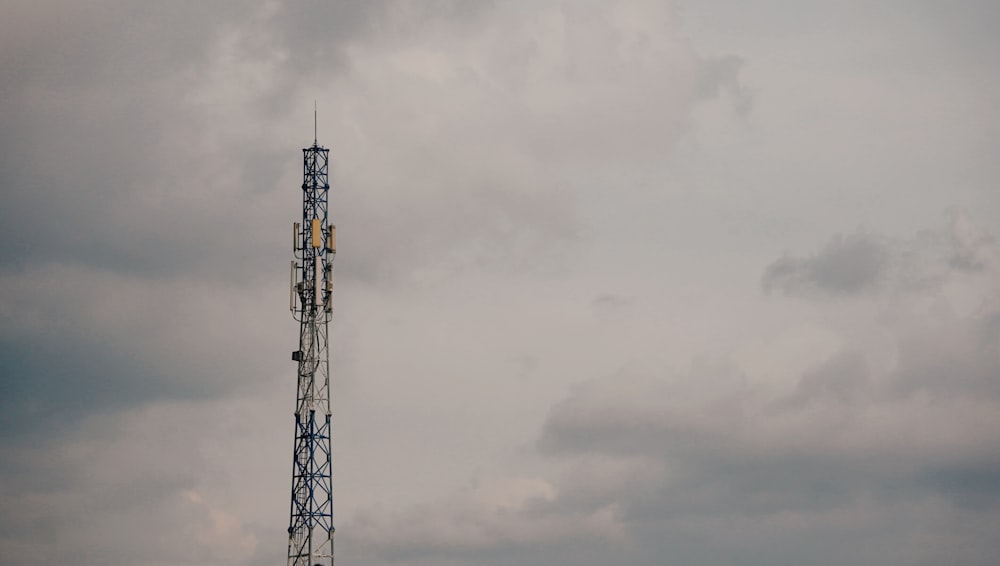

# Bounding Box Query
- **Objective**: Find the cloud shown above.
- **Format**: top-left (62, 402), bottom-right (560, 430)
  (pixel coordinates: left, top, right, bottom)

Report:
top-left (763, 210), bottom-right (997, 298)
top-left (0, 400), bottom-right (260, 564)
top-left (529, 321), bottom-right (1000, 564)
top-left (762, 231), bottom-right (890, 296)
top-left (1, 0), bottom-right (751, 286)
top-left (0, 1), bottom-right (755, 562)
top-left (2, 1), bottom-right (999, 565)
top-left (345, 212), bottom-right (1000, 566)
top-left (350, 313), bottom-right (1000, 565)
top-left (0, 263), bottom-right (291, 439)
top-left (696, 54), bottom-right (753, 117)
top-left (783, 349), bottom-right (870, 406)
top-left (347, 474), bottom-right (624, 561)
top-left (0, 0), bottom-right (741, 434)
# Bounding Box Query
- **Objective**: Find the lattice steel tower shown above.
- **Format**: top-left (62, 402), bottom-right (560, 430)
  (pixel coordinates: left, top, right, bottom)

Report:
top-left (287, 121), bottom-right (336, 566)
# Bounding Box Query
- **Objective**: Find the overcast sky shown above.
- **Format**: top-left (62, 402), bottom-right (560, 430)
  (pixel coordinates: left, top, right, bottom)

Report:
top-left (2, 1), bottom-right (999, 565)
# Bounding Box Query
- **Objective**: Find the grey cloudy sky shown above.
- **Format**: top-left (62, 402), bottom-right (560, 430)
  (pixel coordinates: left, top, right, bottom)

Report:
top-left (1, 1), bottom-right (998, 564)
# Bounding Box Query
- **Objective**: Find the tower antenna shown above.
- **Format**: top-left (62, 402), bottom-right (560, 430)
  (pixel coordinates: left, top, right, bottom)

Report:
top-left (286, 123), bottom-right (336, 566)
top-left (314, 101), bottom-right (318, 145)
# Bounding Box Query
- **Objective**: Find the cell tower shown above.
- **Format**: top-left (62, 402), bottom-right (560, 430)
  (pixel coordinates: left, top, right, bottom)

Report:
top-left (287, 115), bottom-right (336, 566)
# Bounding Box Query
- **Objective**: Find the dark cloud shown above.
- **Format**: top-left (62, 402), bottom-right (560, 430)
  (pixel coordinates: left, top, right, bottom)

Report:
top-left (0, 262), bottom-right (294, 444)
top-left (528, 332), bottom-right (1000, 564)
top-left (696, 54), bottom-right (753, 117)
top-left (591, 293), bottom-right (634, 308)
top-left (943, 208), bottom-right (996, 272)
top-left (762, 231), bottom-right (889, 296)
top-left (763, 211), bottom-right (997, 298)
top-left (0, 334), bottom-right (177, 439)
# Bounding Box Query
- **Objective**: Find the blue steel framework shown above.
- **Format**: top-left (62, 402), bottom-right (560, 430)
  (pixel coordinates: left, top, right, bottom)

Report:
top-left (288, 136), bottom-right (335, 566)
